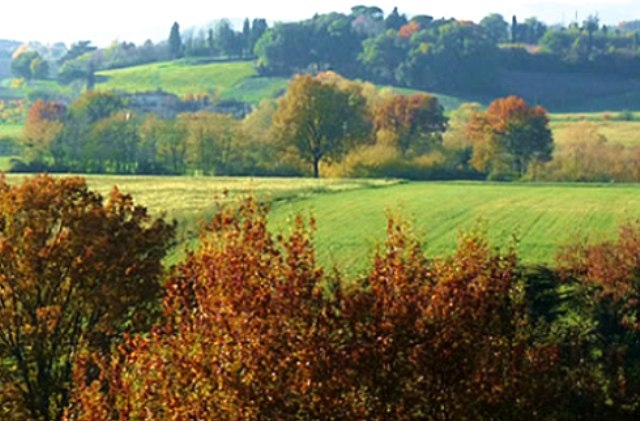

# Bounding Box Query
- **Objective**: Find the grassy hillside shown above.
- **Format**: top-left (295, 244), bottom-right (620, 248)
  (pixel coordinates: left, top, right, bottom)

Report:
top-left (95, 59), bottom-right (471, 108)
top-left (268, 182), bottom-right (640, 275)
top-left (96, 60), bottom-right (289, 103)
top-left (0, 56), bottom-right (638, 113)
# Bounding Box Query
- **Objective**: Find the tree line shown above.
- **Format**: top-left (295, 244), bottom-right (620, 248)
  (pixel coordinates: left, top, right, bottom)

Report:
top-left (252, 8), bottom-right (640, 94)
top-left (14, 73), bottom-right (556, 181)
top-left (4, 175), bottom-right (640, 419)
top-left (11, 7), bottom-right (640, 96)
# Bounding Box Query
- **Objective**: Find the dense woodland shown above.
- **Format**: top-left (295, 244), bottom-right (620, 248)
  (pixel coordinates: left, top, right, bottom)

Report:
top-left (7, 7), bottom-right (640, 94)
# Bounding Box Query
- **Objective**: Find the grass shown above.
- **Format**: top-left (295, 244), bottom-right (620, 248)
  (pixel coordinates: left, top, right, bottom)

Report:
top-left (3, 174), bottom-right (395, 220)
top-left (0, 156), bottom-right (18, 171)
top-left (0, 123), bottom-right (22, 139)
top-left (550, 114), bottom-right (640, 147)
top-left (2, 174), bottom-right (398, 264)
top-left (2, 175), bottom-right (639, 274)
top-left (96, 60), bottom-right (289, 103)
top-left (268, 181), bottom-right (640, 276)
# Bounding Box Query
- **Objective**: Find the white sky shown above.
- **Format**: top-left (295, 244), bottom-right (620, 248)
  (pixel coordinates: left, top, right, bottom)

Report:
top-left (1, 0), bottom-right (638, 46)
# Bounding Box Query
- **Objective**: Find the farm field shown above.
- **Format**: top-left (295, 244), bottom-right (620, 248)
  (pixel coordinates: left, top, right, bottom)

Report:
top-left (3, 174), bottom-right (397, 265)
top-left (268, 181), bottom-right (640, 275)
top-left (5, 174), bottom-right (639, 275)
top-left (550, 113), bottom-right (640, 146)
top-left (3, 173), bottom-right (395, 220)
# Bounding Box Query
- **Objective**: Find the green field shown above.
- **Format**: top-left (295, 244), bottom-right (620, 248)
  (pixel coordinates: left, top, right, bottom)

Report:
top-left (0, 123), bottom-right (22, 139)
top-left (96, 60), bottom-right (289, 103)
top-left (268, 182), bottom-right (640, 275)
top-left (5, 174), bottom-right (638, 275)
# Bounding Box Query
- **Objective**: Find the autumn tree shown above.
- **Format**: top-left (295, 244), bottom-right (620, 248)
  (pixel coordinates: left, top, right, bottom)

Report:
top-left (273, 74), bottom-right (372, 177)
top-left (238, 100), bottom-right (295, 175)
top-left (52, 91), bottom-right (126, 170)
top-left (372, 93), bottom-right (447, 156)
top-left (139, 115), bottom-right (188, 174)
top-left (66, 198), bottom-right (347, 419)
top-left (22, 100), bottom-right (66, 164)
top-left (540, 121), bottom-right (611, 181)
top-left (466, 95), bottom-right (553, 178)
top-left (0, 175), bottom-right (175, 420)
top-left (442, 102), bottom-right (482, 150)
top-left (87, 111), bottom-right (140, 173)
top-left (179, 111), bottom-right (238, 175)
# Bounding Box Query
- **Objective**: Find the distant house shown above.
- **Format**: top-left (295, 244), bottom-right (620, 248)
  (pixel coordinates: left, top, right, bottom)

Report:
top-left (122, 90), bottom-right (252, 119)
top-left (122, 90), bottom-right (182, 119)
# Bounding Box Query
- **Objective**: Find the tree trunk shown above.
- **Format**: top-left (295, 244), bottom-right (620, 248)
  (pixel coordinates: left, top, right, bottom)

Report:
top-left (313, 158), bottom-right (320, 178)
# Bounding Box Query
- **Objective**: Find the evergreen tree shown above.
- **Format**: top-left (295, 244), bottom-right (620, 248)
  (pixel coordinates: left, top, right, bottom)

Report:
top-left (169, 22), bottom-right (183, 59)
top-left (250, 18), bottom-right (268, 54)
top-left (207, 28), bottom-right (215, 55)
top-left (242, 18), bottom-right (251, 57)
top-left (385, 7), bottom-right (408, 30)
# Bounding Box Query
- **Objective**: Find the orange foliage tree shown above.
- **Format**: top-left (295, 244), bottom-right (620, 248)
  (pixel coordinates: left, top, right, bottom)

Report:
top-left (467, 96), bottom-right (553, 178)
top-left (22, 100), bottom-right (67, 164)
top-left (398, 21), bottom-right (421, 38)
top-left (0, 175), bottom-right (175, 420)
top-left (372, 93), bottom-right (447, 156)
top-left (67, 198), bottom-right (348, 419)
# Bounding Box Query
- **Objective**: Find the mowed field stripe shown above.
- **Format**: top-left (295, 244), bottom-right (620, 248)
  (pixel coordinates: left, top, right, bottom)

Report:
top-left (268, 182), bottom-right (640, 275)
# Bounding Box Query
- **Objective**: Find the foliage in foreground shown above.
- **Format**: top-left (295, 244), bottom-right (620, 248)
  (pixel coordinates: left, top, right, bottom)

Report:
top-left (0, 175), bottom-right (175, 420)
top-left (63, 196), bottom-right (640, 420)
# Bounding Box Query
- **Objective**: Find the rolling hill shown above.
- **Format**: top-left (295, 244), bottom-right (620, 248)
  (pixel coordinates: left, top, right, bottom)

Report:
top-left (95, 59), bottom-right (289, 103)
top-left (94, 59), bottom-right (473, 109)
top-left (94, 59), bottom-right (640, 113)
